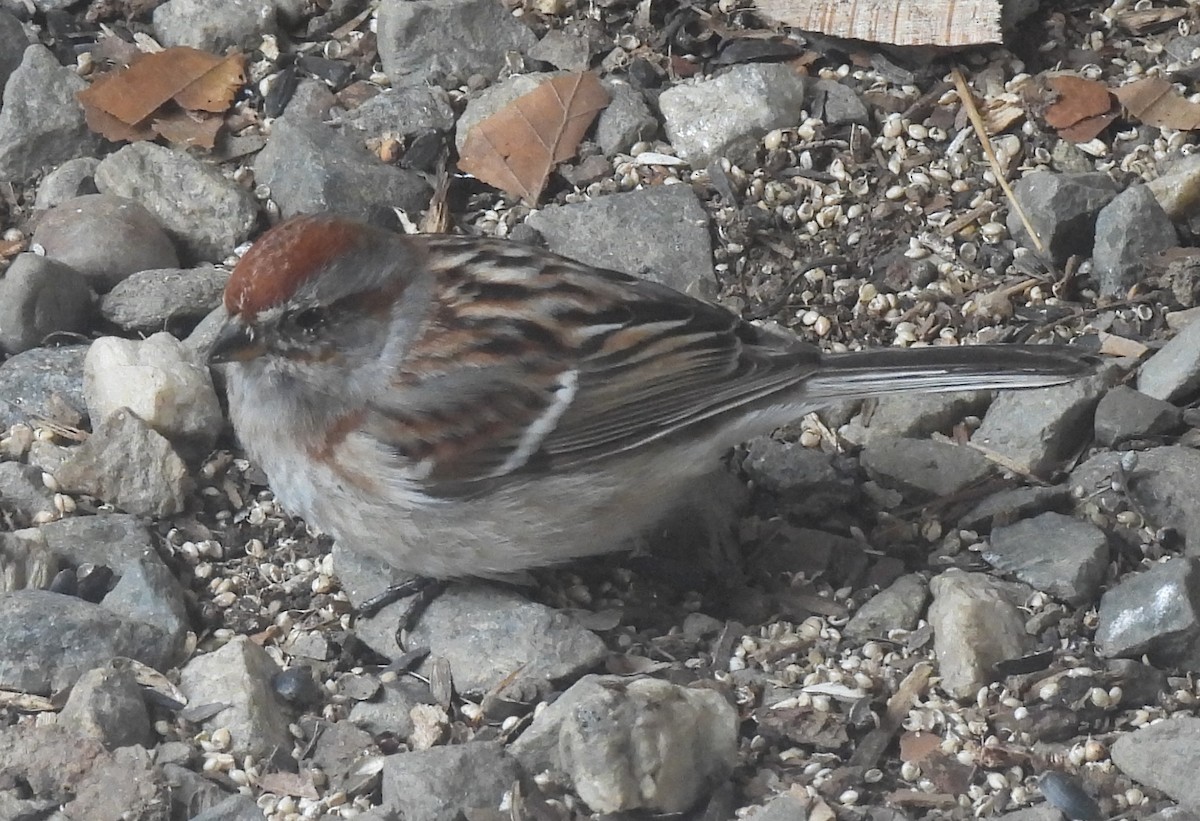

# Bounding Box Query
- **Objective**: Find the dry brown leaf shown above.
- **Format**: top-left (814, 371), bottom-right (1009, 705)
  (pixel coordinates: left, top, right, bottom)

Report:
top-left (458, 72), bottom-right (610, 205)
top-left (76, 46), bottom-right (245, 147)
top-left (1116, 6), bottom-right (1187, 35)
top-left (1044, 75), bottom-right (1113, 129)
top-left (256, 771), bottom-right (319, 799)
top-left (1116, 77), bottom-right (1200, 130)
top-left (754, 0), bottom-right (1002, 47)
top-left (151, 110), bottom-right (224, 149)
top-left (173, 52), bottom-right (246, 112)
top-left (899, 731), bottom-right (940, 763)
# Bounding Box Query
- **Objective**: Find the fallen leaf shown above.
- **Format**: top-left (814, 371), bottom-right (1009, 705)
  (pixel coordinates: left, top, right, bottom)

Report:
top-left (754, 0), bottom-right (1003, 47)
top-left (1116, 6), bottom-right (1187, 35)
top-left (76, 45), bottom-right (245, 147)
top-left (458, 72), bottom-right (610, 205)
top-left (257, 771), bottom-right (319, 799)
top-left (1116, 77), bottom-right (1200, 130)
top-left (1044, 75), bottom-right (1113, 129)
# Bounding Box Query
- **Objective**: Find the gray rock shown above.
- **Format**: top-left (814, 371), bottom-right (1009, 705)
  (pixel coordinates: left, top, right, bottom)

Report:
top-left (529, 28), bottom-right (594, 71)
top-left (658, 64), bottom-right (807, 165)
top-left (0, 462), bottom-right (56, 522)
top-left (1093, 185), bottom-right (1177, 298)
top-left (958, 485), bottom-right (1071, 532)
top-left (860, 436), bottom-right (994, 501)
top-left (1096, 557), bottom-right (1200, 669)
top-left (984, 513), bottom-right (1109, 605)
top-left (1006, 171), bottom-right (1118, 266)
top-left (997, 808), bottom-right (1073, 821)
top-left (1071, 446), bottom-right (1200, 555)
top-left (336, 84), bottom-right (457, 142)
top-left (380, 741), bottom-right (520, 821)
top-left (0, 11), bottom-right (28, 99)
top-left (84, 333), bottom-right (223, 455)
top-left (596, 80), bottom-right (656, 155)
top-left (0, 590), bottom-right (173, 694)
top-left (377, 0), bottom-right (538, 86)
top-left (1110, 715), bottom-right (1200, 807)
top-left (455, 72), bottom-right (556, 152)
top-left (1139, 316), bottom-right (1200, 401)
top-left (33, 157), bottom-right (100, 209)
top-left (0, 253), bottom-right (93, 354)
top-left (307, 720), bottom-right (376, 793)
top-left (844, 573), bottom-right (929, 640)
top-left (60, 663), bottom-right (152, 749)
top-left (509, 674), bottom-right (737, 813)
top-left (99, 266), bottom-right (228, 335)
top-left (348, 677), bottom-right (434, 738)
top-left (810, 78), bottom-right (869, 126)
top-left (972, 365), bottom-right (1116, 476)
top-left (526, 184), bottom-right (715, 298)
top-left (928, 569), bottom-right (1033, 699)
top-left (1093, 385), bottom-right (1182, 446)
top-left (178, 636), bottom-right (294, 759)
top-left (0, 46), bottom-right (101, 183)
top-left (189, 794), bottom-right (264, 821)
top-left (153, 0), bottom-right (277, 51)
top-left (55, 408), bottom-right (191, 518)
top-left (841, 390), bottom-right (992, 447)
top-left (255, 114), bottom-right (430, 228)
top-left (32, 195), bottom-right (180, 292)
top-left (740, 437), bottom-right (856, 516)
top-left (94, 143), bottom-right (258, 263)
top-left (1148, 152), bottom-right (1200, 220)
top-left (37, 514), bottom-right (190, 657)
top-left (743, 793), bottom-right (812, 821)
top-left (0, 344), bottom-right (88, 432)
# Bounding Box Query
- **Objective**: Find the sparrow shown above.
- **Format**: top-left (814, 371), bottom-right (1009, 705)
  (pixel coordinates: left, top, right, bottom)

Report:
top-left (208, 214), bottom-right (1093, 580)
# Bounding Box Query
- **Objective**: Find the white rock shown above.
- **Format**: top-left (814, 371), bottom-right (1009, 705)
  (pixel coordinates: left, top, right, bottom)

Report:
top-left (83, 332), bottom-right (222, 454)
top-left (510, 674), bottom-right (737, 813)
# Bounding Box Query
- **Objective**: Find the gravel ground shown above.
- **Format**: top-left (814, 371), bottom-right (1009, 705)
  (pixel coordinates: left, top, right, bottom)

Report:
top-left (6, 0), bottom-right (1200, 819)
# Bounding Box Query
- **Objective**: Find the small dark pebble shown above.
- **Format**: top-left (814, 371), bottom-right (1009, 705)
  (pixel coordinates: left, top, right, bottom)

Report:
top-left (1039, 771), bottom-right (1103, 821)
top-left (274, 665), bottom-right (324, 707)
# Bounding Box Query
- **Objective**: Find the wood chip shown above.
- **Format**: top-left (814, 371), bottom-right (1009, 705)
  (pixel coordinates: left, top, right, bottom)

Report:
top-left (754, 0), bottom-right (1003, 47)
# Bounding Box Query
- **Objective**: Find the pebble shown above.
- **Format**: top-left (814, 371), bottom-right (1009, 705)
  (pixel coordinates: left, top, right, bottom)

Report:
top-left (1111, 715), bottom-right (1200, 807)
top-left (98, 266), bottom-right (228, 335)
top-left (1006, 171), bottom-right (1118, 266)
top-left (0, 344), bottom-right (88, 432)
top-left (0, 45), bottom-right (101, 183)
top-left (1096, 557), bottom-right (1200, 669)
top-left (83, 333), bottom-right (223, 455)
top-left (0, 253), bottom-right (93, 355)
top-left (376, 0), bottom-right (538, 86)
top-left (152, 0), bottom-right (278, 52)
top-left (32, 195), bottom-right (180, 292)
top-left (984, 512), bottom-right (1110, 606)
top-left (94, 143), bottom-right (258, 263)
top-left (380, 741), bottom-right (520, 821)
top-left (32, 157), bottom-right (100, 210)
top-left (658, 63), bottom-right (807, 165)
top-left (1092, 185), bottom-right (1178, 299)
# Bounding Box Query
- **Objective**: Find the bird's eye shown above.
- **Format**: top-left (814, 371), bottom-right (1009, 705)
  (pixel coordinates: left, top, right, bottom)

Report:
top-left (293, 307), bottom-right (326, 334)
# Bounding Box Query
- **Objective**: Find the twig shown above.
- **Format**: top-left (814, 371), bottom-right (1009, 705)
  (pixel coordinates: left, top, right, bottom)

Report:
top-left (950, 68), bottom-right (1044, 254)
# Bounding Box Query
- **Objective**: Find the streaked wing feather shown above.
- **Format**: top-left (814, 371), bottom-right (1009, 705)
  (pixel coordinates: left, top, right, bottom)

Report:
top-left (366, 236), bottom-right (814, 490)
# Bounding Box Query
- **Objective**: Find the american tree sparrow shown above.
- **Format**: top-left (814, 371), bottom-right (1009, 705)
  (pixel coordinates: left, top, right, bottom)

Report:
top-left (209, 215), bottom-right (1092, 580)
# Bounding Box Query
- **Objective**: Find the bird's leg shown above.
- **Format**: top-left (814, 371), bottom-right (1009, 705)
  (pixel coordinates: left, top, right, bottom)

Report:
top-left (357, 575), bottom-right (449, 645)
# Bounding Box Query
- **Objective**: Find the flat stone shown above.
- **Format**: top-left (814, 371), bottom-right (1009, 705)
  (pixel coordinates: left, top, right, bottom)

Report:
top-left (509, 674), bottom-right (737, 813)
top-left (958, 485), bottom-right (1071, 531)
top-left (99, 266), bottom-right (228, 335)
top-left (860, 436), bottom-right (994, 501)
top-left (59, 662), bottom-right (153, 749)
top-left (376, 0), bottom-right (537, 86)
top-left (1093, 184), bottom-right (1178, 298)
top-left (32, 194), bottom-right (180, 292)
top-left (984, 512), bottom-right (1109, 605)
top-left (659, 63), bottom-right (807, 166)
top-left (1006, 171), bottom-right (1118, 266)
top-left (928, 569), bottom-right (1033, 699)
top-left (153, 0), bottom-right (277, 51)
top-left (255, 114), bottom-right (430, 228)
top-left (336, 84), bottom-right (456, 142)
top-left (379, 741), bottom-right (520, 821)
top-left (0, 253), bottom-right (93, 355)
top-left (0, 590), bottom-right (174, 694)
top-left (1139, 317), bottom-right (1200, 402)
top-left (1096, 557), bottom-right (1200, 670)
top-left (1093, 385), bottom-right (1183, 446)
top-left (1111, 715), bottom-right (1200, 807)
top-left (33, 157), bottom-right (100, 210)
top-left (177, 636), bottom-right (294, 760)
top-left (94, 143), bottom-right (258, 263)
top-left (1071, 446), bottom-right (1200, 555)
top-left (844, 573), bottom-right (929, 640)
top-left (0, 345), bottom-right (88, 432)
top-left (526, 184), bottom-right (715, 299)
top-left (842, 390), bottom-right (992, 447)
top-left (0, 45), bottom-right (101, 183)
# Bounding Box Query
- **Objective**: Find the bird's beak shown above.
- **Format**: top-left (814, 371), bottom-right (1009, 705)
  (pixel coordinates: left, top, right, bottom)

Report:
top-left (208, 319), bottom-right (266, 364)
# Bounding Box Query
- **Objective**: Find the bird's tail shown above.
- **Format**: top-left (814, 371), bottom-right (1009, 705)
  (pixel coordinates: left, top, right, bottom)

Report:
top-left (798, 344), bottom-right (1097, 402)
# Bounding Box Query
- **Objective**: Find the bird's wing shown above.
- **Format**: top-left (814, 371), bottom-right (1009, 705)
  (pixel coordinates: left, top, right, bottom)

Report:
top-left (363, 237), bottom-right (818, 492)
